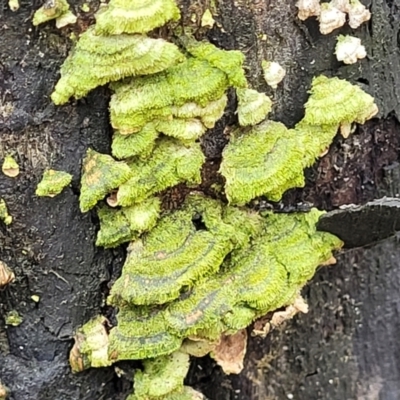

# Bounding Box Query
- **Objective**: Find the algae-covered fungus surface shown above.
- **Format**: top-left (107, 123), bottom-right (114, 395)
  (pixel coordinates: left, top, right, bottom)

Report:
top-left (41, 0), bottom-right (379, 398)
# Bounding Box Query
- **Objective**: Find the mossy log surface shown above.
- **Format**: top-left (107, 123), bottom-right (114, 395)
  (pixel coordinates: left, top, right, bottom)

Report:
top-left (1, 1), bottom-right (400, 399)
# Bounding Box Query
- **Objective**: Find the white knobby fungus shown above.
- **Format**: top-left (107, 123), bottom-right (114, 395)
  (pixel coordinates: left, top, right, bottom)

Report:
top-left (318, 3), bottom-right (347, 35)
top-left (262, 60), bottom-right (286, 89)
top-left (330, 0), bottom-right (350, 13)
top-left (335, 35), bottom-right (366, 64)
top-left (296, 0), bottom-right (321, 21)
top-left (348, 0), bottom-right (371, 29)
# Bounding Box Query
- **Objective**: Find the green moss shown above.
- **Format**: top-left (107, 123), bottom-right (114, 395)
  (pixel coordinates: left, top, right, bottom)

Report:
top-left (51, 27), bottom-right (185, 104)
top-left (35, 169), bottom-right (73, 197)
top-left (94, 0), bottom-right (181, 35)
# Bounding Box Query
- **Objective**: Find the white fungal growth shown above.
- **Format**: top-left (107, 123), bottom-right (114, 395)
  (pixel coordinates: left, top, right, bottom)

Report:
top-left (318, 3), bottom-right (346, 35)
top-left (330, 0), bottom-right (350, 13)
top-left (262, 61), bottom-right (286, 89)
top-left (335, 35), bottom-right (366, 64)
top-left (296, 0), bottom-right (321, 21)
top-left (348, 0), bottom-right (371, 29)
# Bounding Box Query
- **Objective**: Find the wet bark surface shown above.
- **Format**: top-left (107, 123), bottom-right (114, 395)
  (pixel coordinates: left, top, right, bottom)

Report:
top-left (1, 1), bottom-right (400, 399)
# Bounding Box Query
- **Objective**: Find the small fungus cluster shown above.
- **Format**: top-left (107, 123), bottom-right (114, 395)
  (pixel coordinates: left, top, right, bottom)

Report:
top-left (296, 0), bottom-right (370, 64)
top-left (26, 0), bottom-right (379, 398)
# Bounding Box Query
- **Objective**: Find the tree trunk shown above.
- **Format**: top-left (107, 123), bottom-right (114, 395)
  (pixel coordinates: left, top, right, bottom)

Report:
top-left (1, 1), bottom-right (400, 399)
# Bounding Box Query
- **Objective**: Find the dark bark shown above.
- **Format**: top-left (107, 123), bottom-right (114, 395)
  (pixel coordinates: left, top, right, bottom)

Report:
top-left (1, 1), bottom-right (400, 399)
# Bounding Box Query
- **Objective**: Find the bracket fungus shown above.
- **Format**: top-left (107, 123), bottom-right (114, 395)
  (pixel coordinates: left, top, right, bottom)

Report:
top-left (94, 0), bottom-right (181, 35)
top-left (220, 76), bottom-right (378, 204)
top-left (335, 35), bottom-right (367, 64)
top-left (45, 0), bottom-right (376, 397)
top-left (72, 197), bottom-right (342, 379)
top-left (2, 155), bottom-right (19, 177)
top-left (115, 138), bottom-right (204, 207)
top-left (35, 169), bottom-right (73, 197)
top-left (51, 27), bottom-right (185, 104)
top-left (109, 57), bottom-right (230, 135)
top-left (236, 88), bottom-right (272, 126)
top-left (69, 316), bottom-right (112, 372)
top-left (298, 0), bottom-right (370, 33)
top-left (79, 149), bottom-right (133, 212)
top-left (0, 199), bottom-right (12, 225)
top-left (32, 0), bottom-right (77, 28)
top-left (318, 2), bottom-right (347, 34)
top-left (96, 197), bottom-right (161, 248)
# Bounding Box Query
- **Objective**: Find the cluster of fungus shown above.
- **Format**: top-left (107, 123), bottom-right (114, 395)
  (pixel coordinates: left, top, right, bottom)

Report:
top-left (296, 0), bottom-right (370, 64)
top-left (30, 0), bottom-right (378, 398)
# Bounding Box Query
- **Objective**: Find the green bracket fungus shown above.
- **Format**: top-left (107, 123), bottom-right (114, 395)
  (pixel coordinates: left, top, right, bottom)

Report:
top-left (51, 27), bottom-right (185, 105)
top-left (220, 120), bottom-right (307, 204)
top-left (132, 351), bottom-right (190, 398)
top-left (108, 307), bottom-right (182, 361)
top-left (236, 88), bottom-right (272, 126)
top-left (301, 75), bottom-right (378, 137)
top-left (33, 0), bottom-right (76, 29)
top-left (112, 125), bottom-right (159, 160)
top-left (5, 310), bottom-right (23, 327)
top-left (96, 197), bottom-right (161, 248)
top-left (0, 199), bottom-right (12, 225)
top-left (220, 76), bottom-right (378, 205)
top-left (79, 149), bottom-right (133, 212)
top-left (73, 199), bottom-right (342, 370)
top-left (181, 37), bottom-right (247, 88)
top-left (109, 57), bottom-right (230, 134)
top-left (115, 138), bottom-right (204, 207)
top-left (127, 386), bottom-right (205, 400)
top-left (2, 155), bottom-right (19, 178)
top-left (69, 316), bottom-right (111, 372)
top-left (94, 0), bottom-right (181, 35)
top-left (35, 169), bottom-right (73, 197)
top-left (45, 0), bottom-right (374, 397)
top-left (108, 195), bottom-right (254, 306)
